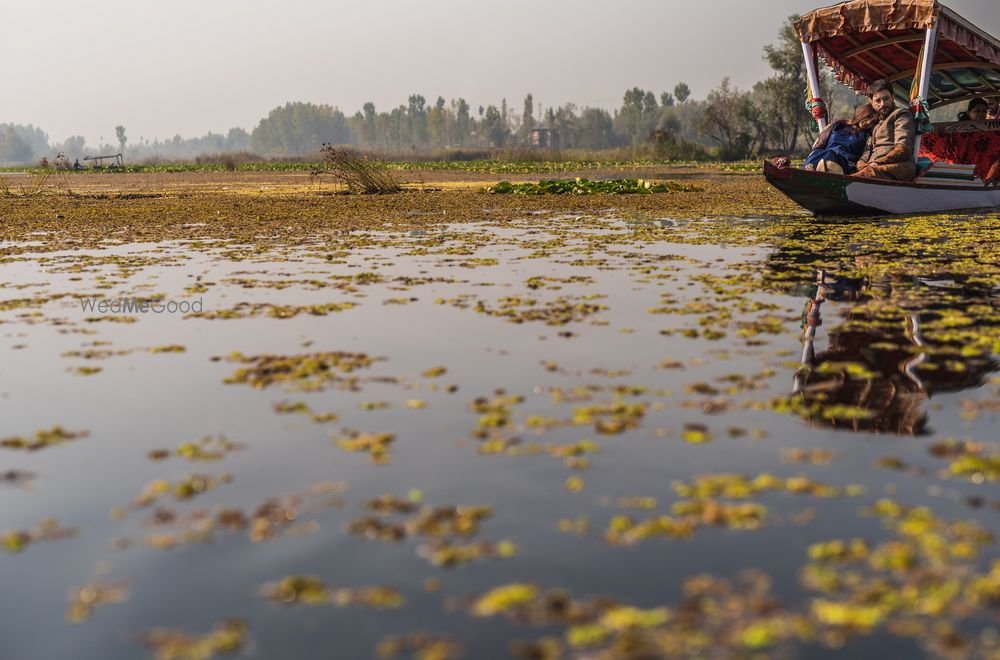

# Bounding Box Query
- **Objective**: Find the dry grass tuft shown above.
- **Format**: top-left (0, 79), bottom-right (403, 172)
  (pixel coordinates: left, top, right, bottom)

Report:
top-left (317, 145), bottom-right (400, 194)
top-left (0, 171), bottom-right (53, 198)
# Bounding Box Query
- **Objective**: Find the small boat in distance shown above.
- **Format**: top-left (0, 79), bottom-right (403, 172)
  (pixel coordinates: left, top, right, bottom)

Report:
top-left (765, 0), bottom-right (1000, 215)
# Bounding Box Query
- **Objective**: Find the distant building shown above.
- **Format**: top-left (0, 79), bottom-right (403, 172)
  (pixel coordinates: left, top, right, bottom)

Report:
top-left (530, 122), bottom-right (560, 149)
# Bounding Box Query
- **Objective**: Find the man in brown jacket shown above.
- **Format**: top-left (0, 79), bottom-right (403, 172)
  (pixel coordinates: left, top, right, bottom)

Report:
top-left (854, 79), bottom-right (917, 182)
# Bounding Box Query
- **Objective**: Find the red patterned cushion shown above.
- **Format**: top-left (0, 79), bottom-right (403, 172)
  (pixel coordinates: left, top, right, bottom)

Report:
top-left (919, 131), bottom-right (1000, 179)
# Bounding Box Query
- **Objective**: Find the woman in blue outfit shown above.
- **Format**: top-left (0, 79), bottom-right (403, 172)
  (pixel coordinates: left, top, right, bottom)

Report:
top-left (805, 103), bottom-right (879, 174)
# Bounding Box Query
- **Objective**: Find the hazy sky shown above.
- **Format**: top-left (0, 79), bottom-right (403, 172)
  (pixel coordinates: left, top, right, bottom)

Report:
top-left (4, 0), bottom-right (997, 145)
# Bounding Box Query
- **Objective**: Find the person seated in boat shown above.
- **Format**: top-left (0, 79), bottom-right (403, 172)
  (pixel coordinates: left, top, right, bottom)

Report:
top-left (964, 99), bottom-right (1000, 184)
top-left (854, 79), bottom-right (917, 182)
top-left (803, 104), bottom-right (879, 174)
top-left (919, 118), bottom-right (1000, 186)
top-left (958, 98), bottom-right (989, 122)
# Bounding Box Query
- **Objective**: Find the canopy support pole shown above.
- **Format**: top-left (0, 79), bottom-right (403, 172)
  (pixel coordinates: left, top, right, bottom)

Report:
top-left (912, 24), bottom-right (938, 159)
top-left (801, 41), bottom-right (828, 132)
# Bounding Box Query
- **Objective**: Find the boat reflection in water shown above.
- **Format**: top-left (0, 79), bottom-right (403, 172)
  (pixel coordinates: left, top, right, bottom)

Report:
top-left (789, 269), bottom-right (997, 436)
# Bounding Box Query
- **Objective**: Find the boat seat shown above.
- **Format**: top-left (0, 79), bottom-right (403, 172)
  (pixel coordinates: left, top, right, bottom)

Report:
top-left (913, 160), bottom-right (984, 187)
top-left (919, 131), bottom-right (1000, 181)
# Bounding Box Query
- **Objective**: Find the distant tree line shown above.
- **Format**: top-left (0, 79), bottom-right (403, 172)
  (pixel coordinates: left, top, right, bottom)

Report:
top-left (1, 17), bottom-right (873, 165)
top-left (0, 124), bottom-right (50, 164)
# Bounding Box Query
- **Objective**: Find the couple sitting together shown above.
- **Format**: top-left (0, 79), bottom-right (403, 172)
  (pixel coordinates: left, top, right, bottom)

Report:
top-left (805, 79), bottom-right (917, 181)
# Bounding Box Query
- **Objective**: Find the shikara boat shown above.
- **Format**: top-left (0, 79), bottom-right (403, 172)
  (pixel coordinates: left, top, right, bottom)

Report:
top-left (765, 0), bottom-right (1000, 215)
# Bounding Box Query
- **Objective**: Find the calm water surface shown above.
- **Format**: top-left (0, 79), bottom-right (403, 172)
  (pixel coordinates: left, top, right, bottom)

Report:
top-left (1, 215), bottom-right (998, 659)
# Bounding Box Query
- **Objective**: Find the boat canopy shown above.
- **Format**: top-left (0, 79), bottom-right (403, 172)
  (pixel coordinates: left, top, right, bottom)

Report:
top-left (795, 0), bottom-right (1000, 108)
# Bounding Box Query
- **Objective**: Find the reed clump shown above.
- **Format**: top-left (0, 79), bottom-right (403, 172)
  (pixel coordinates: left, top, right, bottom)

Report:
top-left (318, 145), bottom-right (400, 194)
top-left (0, 170), bottom-right (53, 198)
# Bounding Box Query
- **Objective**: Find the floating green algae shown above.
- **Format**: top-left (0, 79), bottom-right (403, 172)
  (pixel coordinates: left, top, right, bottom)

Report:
top-left (485, 178), bottom-right (701, 195)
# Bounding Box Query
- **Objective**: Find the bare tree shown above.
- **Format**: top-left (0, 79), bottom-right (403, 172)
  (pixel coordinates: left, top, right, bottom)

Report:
top-left (115, 125), bottom-right (127, 154)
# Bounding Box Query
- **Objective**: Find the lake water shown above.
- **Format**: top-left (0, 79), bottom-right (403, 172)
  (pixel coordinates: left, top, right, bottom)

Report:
top-left (1, 214), bottom-right (998, 659)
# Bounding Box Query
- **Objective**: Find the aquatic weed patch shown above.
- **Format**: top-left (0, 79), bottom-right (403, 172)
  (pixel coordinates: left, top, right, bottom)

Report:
top-left (345, 494), bottom-right (515, 568)
top-left (468, 572), bottom-right (813, 656)
top-left (1, 426), bottom-right (88, 451)
top-left (113, 482), bottom-right (346, 550)
top-left (485, 178), bottom-right (700, 195)
top-left (140, 619), bottom-right (248, 660)
top-left (191, 301), bottom-right (357, 320)
top-left (147, 436), bottom-right (245, 462)
top-left (262, 575), bottom-right (404, 608)
top-left (2, 518), bottom-right (77, 553)
top-left (65, 573), bottom-right (129, 623)
top-left (217, 351), bottom-right (385, 391)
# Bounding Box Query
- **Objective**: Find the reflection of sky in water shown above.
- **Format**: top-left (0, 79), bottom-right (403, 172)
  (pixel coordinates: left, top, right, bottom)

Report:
top-left (0, 221), bottom-right (997, 658)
